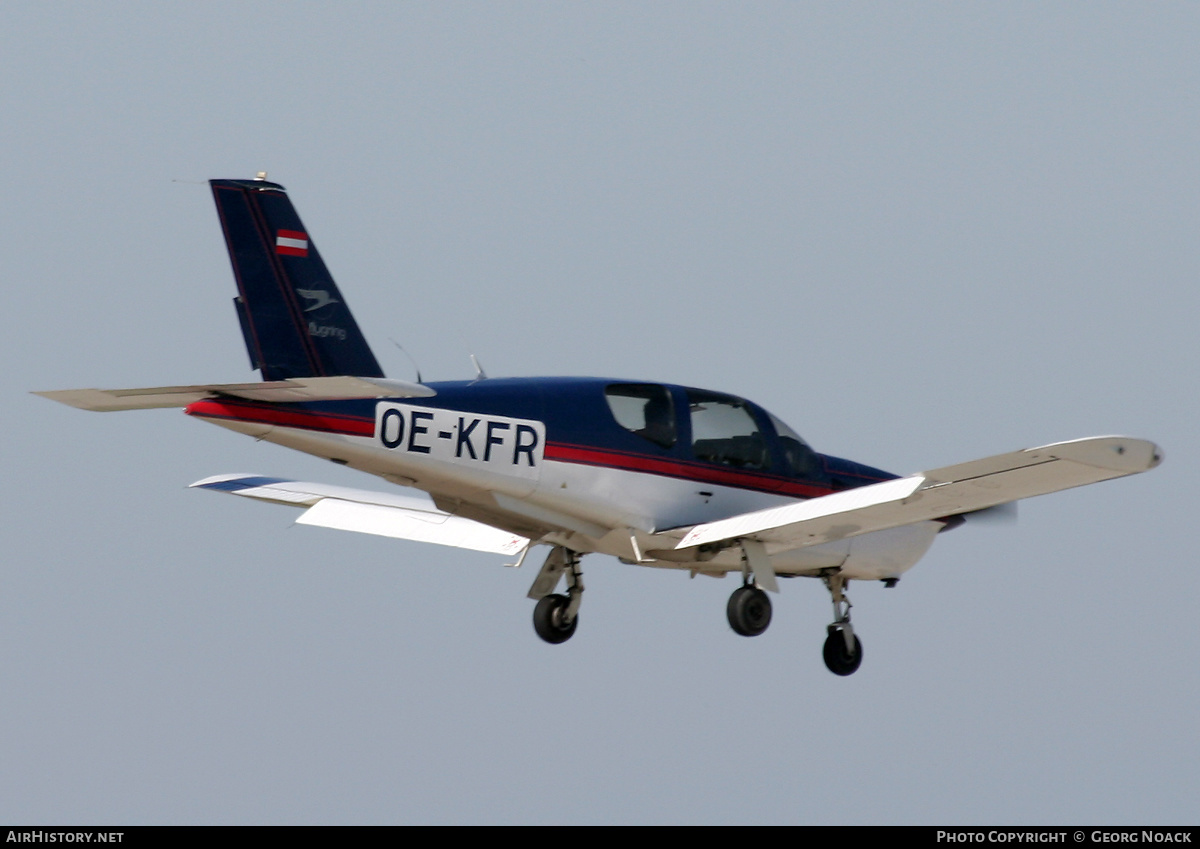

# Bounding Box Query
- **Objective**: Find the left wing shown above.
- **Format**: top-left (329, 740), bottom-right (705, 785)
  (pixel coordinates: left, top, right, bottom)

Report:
top-left (675, 436), bottom-right (1161, 553)
top-left (191, 474), bottom-right (529, 556)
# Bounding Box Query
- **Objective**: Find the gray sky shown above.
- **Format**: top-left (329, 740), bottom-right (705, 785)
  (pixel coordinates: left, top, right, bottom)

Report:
top-left (2, 2), bottom-right (1196, 825)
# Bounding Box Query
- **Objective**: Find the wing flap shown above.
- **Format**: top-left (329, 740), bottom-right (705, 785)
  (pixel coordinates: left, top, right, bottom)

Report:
top-left (191, 474), bottom-right (529, 556)
top-left (677, 436), bottom-right (1161, 552)
top-left (675, 475), bottom-right (924, 551)
top-left (35, 376), bottom-right (434, 412)
top-left (296, 499), bottom-right (528, 555)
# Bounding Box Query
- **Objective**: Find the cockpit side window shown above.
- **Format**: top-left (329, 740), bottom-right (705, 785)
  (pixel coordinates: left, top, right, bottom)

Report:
top-left (687, 391), bottom-right (768, 470)
top-left (605, 384), bottom-right (677, 449)
top-left (768, 412), bottom-right (820, 478)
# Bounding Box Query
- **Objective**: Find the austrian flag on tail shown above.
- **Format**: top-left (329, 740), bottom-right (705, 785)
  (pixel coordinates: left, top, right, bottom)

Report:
top-left (275, 229), bottom-right (309, 257)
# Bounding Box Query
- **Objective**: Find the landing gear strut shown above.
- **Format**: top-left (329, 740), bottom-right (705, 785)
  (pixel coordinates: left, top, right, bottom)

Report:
top-left (529, 547), bottom-right (584, 644)
top-left (821, 573), bottom-right (863, 675)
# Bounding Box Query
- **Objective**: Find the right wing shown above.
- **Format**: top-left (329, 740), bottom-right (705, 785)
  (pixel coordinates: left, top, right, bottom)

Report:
top-left (675, 436), bottom-right (1162, 553)
top-left (191, 474), bottom-right (529, 556)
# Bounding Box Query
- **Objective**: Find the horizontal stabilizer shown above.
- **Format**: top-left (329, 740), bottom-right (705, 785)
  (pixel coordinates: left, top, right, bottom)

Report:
top-left (191, 474), bottom-right (528, 556)
top-left (676, 436), bottom-right (1162, 552)
top-left (35, 375), bottom-right (435, 412)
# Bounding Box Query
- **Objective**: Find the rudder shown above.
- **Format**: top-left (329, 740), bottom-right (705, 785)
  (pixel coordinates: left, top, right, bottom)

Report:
top-left (210, 178), bottom-right (384, 381)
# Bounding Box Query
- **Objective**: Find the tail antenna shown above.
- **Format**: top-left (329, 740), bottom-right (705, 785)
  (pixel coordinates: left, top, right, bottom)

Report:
top-left (389, 338), bottom-right (424, 384)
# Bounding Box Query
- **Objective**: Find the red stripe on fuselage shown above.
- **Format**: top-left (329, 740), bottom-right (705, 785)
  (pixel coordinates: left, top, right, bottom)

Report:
top-left (185, 403), bottom-right (834, 498)
top-left (544, 442), bottom-right (834, 498)
top-left (185, 399), bottom-right (374, 436)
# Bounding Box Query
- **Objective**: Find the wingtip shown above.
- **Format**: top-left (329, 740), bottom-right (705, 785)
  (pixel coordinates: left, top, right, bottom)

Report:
top-left (1039, 436), bottom-right (1163, 474)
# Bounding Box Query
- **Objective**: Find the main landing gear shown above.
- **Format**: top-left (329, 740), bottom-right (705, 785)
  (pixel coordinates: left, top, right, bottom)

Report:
top-left (727, 582), bottom-right (772, 636)
top-left (821, 573), bottom-right (863, 676)
top-left (533, 593), bottom-right (577, 644)
top-left (524, 545), bottom-right (863, 674)
top-left (726, 541), bottom-right (774, 636)
top-left (528, 546), bottom-right (584, 644)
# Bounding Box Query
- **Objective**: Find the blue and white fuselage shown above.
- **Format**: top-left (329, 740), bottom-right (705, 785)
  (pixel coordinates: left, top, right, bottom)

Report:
top-left (36, 176), bottom-right (1160, 673)
top-left (185, 376), bottom-right (941, 580)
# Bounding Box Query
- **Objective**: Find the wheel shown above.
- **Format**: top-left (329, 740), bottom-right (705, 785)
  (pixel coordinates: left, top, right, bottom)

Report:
top-left (823, 628), bottom-right (863, 676)
top-left (726, 585), bottom-right (772, 637)
top-left (533, 593), bottom-right (577, 644)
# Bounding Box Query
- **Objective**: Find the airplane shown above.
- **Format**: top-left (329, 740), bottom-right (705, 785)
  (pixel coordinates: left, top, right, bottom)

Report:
top-left (36, 175), bottom-right (1162, 675)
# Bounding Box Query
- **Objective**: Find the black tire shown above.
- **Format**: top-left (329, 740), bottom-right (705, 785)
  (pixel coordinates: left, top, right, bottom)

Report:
top-left (823, 628), bottom-right (863, 676)
top-left (533, 593), bottom-right (577, 644)
top-left (726, 586), bottom-right (772, 637)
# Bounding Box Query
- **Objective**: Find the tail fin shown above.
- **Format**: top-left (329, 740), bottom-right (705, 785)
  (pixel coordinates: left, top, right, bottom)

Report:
top-left (210, 178), bottom-right (384, 381)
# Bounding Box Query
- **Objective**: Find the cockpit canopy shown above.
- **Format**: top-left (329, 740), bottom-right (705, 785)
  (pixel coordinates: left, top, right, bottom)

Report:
top-left (604, 383), bottom-right (821, 480)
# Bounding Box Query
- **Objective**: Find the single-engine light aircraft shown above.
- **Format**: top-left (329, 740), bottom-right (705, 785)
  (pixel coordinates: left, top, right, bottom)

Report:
top-left (37, 176), bottom-right (1162, 675)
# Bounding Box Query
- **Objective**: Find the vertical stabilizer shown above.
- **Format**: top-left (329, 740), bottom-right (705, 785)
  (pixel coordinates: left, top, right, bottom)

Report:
top-left (210, 178), bottom-right (384, 381)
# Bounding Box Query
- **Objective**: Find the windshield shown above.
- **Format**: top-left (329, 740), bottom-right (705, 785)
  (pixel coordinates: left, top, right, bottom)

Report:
top-left (767, 411), bottom-right (820, 478)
